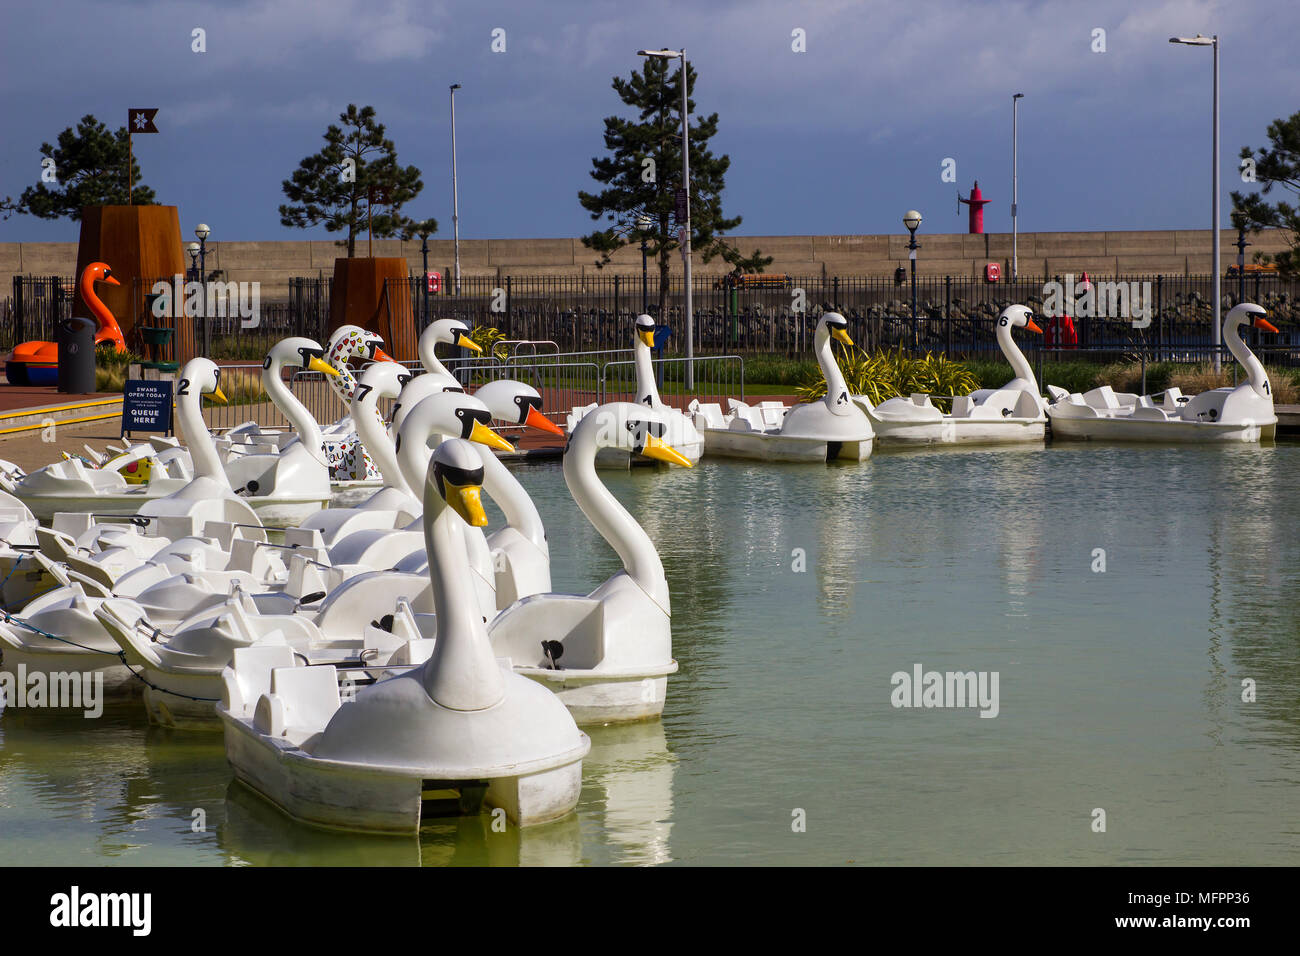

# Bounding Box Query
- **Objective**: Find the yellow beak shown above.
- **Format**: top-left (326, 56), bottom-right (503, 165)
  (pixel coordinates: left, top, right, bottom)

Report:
top-left (637, 329), bottom-right (656, 348)
top-left (457, 334), bottom-right (483, 353)
top-left (308, 355), bottom-right (341, 377)
top-left (831, 327), bottom-right (854, 347)
top-left (469, 419), bottom-right (516, 453)
top-left (640, 433), bottom-right (692, 468)
top-left (211, 386), bottom-right (228, 405)
top-left (444, 480), bottom-right (489, 527)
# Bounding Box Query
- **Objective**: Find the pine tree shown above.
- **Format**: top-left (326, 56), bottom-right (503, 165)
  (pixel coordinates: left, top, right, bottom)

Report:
top-left (279, 104), bottom-right (430, 257)
top-left (1232, 110), bottom-right (1300, 274)
top-left (0, 115), bottom-right (155, 220)
top-left (578, 57), bottom-right (770, 317)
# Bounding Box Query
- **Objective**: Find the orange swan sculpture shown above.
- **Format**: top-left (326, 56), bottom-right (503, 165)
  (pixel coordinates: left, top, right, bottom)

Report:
top-left (5, 262), bottom-right (126, 386)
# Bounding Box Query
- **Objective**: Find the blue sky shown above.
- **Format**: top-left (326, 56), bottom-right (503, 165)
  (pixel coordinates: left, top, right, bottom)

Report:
top-left (2, 0), bottom-right (1297, 244)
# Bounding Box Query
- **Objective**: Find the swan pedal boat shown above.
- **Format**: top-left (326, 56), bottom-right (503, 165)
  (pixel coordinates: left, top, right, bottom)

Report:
top-left (1047, 304), bottom-right (1279, 443)
top-left (217, 440), bottom-right (589, 832)
top-left (860, 305), bottom-right (1048, 445)
top-left (690, 312), bottom-right (874, 463)
top-left (568, 314), bottom-right (705, 468)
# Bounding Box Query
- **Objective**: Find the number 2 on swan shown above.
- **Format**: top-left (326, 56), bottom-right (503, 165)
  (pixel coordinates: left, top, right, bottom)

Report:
top-left (176, 378), bottom-right (190, 396)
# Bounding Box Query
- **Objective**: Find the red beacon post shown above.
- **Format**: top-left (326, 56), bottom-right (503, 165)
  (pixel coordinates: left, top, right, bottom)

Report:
top-left (958, 180), bottom-right (991, 234)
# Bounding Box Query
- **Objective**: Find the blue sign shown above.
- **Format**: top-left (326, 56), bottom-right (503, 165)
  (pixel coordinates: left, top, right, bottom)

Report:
top-left (121, 379), bottom-right (173, 437)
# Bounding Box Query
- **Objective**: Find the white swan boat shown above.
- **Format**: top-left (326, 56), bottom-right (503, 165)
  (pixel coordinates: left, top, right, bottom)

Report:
top-left (489, 402), bottom-right (690, 724)
top-left (569, 314), bottom-right (704, 467)
top-left (5, 341), bottom-right (341, 524)
top-left (216, 439), bottom-right (590, 832)
top-left (689, 313), bottom-right (874, 462)
top-left (861, 305), bottom-right (1047, 445)
top-left (1047, 303), bottom-right (1279, 442)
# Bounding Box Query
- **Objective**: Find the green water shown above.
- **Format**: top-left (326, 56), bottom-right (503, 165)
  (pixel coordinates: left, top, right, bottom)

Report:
top-left (2, 444), bottom-right (1298, 865)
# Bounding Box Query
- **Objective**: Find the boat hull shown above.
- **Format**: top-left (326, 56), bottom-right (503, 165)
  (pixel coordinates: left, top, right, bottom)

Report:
top-left (873, 418), bottom-right (1045, 445)
top-left (515, 661), bottom-right (678, 724)
top-left (700, 429), bottom-right (872, 463)
top-left (1048, 413), bottom-right (1276, 443)
top-left (219, 710), bottom-right (587, 832)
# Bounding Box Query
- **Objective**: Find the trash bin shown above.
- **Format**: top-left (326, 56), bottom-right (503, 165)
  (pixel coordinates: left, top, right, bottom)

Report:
top-left (56, 316), bottom-right (96, 394)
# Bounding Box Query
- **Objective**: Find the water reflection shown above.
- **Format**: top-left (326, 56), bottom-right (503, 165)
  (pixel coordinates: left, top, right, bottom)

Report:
top-left (581, 721), bottom-right (675, 865)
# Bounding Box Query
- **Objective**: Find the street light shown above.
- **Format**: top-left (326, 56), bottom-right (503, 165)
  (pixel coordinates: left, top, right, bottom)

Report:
top-left (639, 47), bottom-right (693, 389)
top-left (420, 231), bottom-right (431, 327)
top-left (185, 242), bottom-right (200, 282)
top-left (1170, 33), bottom-right (1221, 371)
top-left (450, 83), bottom-right (462, 296)
top-left (194, 223), bottom-right (211, 354)
top-left (1012, 93), bottom-right (1024, 281)
top-left (1234, 225), bottom-right (1250, 304)
top-left (637, 214), bottom-right (653, 314)
top-left (904, 210), bottom-right (922, 350)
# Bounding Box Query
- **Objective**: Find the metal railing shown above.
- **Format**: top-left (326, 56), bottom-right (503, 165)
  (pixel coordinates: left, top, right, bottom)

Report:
top-left (10, 271), bottom-right (1298, 369)
top-left (602, 355), bottom-right (745, 409)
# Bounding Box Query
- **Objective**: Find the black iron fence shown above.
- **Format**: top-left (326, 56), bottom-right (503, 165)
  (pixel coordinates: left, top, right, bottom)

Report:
top-left (8, 272), bottom-right (1298, 367)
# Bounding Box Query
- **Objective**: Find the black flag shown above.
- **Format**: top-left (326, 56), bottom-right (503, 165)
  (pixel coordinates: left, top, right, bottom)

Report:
top-left (128, 109), bottom-right (159, 133)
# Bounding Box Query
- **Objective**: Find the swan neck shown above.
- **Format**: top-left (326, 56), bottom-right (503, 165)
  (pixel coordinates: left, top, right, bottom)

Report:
top-left (999, 322), bottom-right (1036, 386)
top-left (353, 391), bottom-right (403, 490)
top-left (265, 361), bottom-right (325, 464)
top-left (1226, 317), bottom-right (1270, 395)
top-left (419, 338), bottom-right (451, 378)
top-left (564, 428), bottom-right (668, 608)
top-left (817, 328), bottom-right (850, 406)
top-left (481, 449), bottom-right (546, 552)
top-left (178, 382), bottom-right (226, 484)
top-left (421, 476), bottom-right (504, 709)
top-left (635, 338), bottom-right (660, 407)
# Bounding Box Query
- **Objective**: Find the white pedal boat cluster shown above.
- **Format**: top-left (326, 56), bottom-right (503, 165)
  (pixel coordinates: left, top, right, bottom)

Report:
top-left (861, 305), bottom-right (1048, 445)
top-left (690, 312), bottom-right (875, 462)
top-left (1047, 304), bottom-right (1279, 442)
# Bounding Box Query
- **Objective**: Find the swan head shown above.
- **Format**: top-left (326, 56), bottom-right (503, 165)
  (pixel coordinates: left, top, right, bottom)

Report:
top-left (999, 305), bottom-right (1043, 334)
top-left (427, 439), bottom-right (488, 527)
top-left (357, 360), bottom-right (413, 401)
top-left (472, 379), bottom-right (564, 435)
top-left (391, 370), bottom-right (463, 433)
top-left (178, 357), bottom-right (227, 404)
top-left (82, 262), bottom-right (120, 288)
top-left (570, 402), bottom-right (692, 467)
top-left (395, 392), bottom-right (515, 455)
top-left (329, 325), bottom-right (395, 364)
top-left (421, 318), bottom-right (481, 354)
top-left (818, 312), bottom-right (854, 347)
top-left (635, 314), bottom-right (657, 348)
top-left (1226, 302), bottom-right (1278, 333)
top-left (265, 337), bottom-right (340, 377)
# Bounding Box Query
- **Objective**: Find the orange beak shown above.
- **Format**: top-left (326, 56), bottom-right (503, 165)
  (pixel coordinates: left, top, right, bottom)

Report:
top-left (524, 405), bottom-right (564, 436)
top-left (103, 274), bottom-right (121, 287)
top-left (1025, 318), bottom-right (1043, 334)
top-left (372, 347), bottom-right (397, 363)
top-left (1254, 317), bottom-right (1280, 333)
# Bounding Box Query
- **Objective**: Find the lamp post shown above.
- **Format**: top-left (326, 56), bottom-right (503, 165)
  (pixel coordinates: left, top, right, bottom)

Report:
top-left (185, 242), bottom-right (200, 282)
top-left (1170, 33), bottom-right (1220, 371)
top-left (639, 48), bottom-right (693, 389)
top-left (450, 83), bottom-right (462, 296)
top-left (194, 223), bottom-right (211, 355)
top-left (1234, 225), bottom-right (1250, 304)
top-left (420, 231), bottom-right (431, 327)
top-left (637, 214), bottom-right (652, 314)
top-left (904, 210), bottom-right (922, 350)
top-left (1012, 93), bottom-right (1024, 282)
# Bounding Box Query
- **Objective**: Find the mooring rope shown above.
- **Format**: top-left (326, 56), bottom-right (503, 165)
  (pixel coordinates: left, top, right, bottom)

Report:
top-left (0, 609), bottom-right (221, 702)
